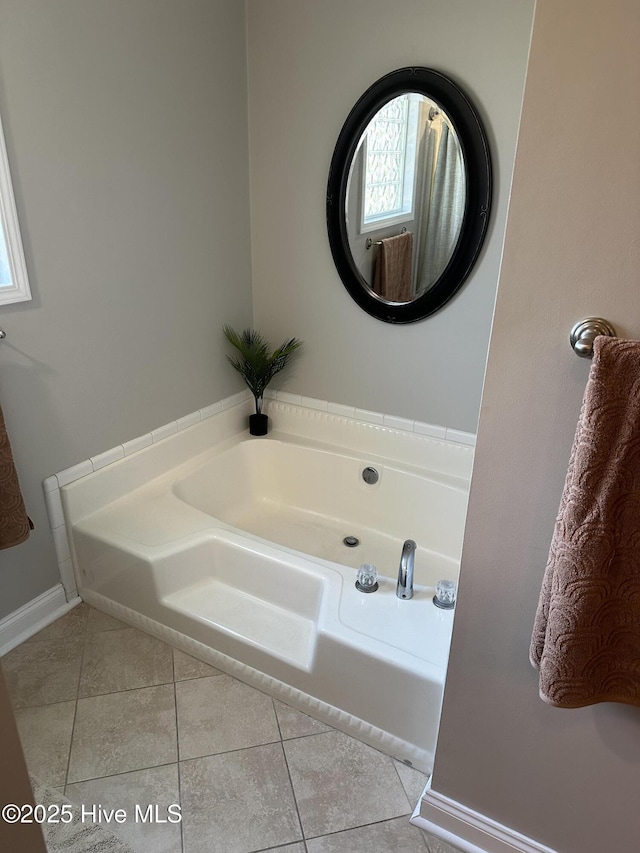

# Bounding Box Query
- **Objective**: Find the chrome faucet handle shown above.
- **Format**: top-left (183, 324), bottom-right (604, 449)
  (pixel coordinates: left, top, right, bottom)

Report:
top-left (433, 579), bottom-right (457, 609)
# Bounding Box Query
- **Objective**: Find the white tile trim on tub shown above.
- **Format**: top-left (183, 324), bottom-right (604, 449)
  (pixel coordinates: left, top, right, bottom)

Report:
top-left (265, 389), bottom-right (476, 446)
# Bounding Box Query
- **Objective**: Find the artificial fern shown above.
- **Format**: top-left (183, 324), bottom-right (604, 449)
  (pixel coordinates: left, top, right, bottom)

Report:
top-left (223, 325), bottom-right (302, 414)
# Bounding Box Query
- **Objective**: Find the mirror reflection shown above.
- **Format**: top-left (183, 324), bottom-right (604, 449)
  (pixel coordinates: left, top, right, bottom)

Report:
top-left (346, 93), bottom-right (465, 304)
top-left (327, 67), bottom-right (491, 324)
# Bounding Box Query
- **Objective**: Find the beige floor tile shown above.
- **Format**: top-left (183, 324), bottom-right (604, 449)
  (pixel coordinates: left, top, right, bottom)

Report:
top-left (4, 602), bottom-right (444, 853)
top-left (79, 627), bottom-right (174, 697)
top-left (172, 648), bottom-right (222, 681)
top-left (15, 700), bottom-right (76, 786)
top-left (176, 674), bottom-right (280, 760)
top-left (66, 764), bottom-right (182, 853)
top-left (2, 637), bottom-right (84, 708)
top-left (283, 730), bottom-right (411, 837)
top-left (86, 607), bottom-right (129, 633)
top-left (180, 743), bottom-right (302, 853)
top-left (68, 684), bottom-right (177, 782)
top-left (394, 759), bottom-right (428, 805)
top-left (306, 816), bottom-right (427, 852)
top-left (25, 603), bottom-right (89, 644)
top-left (274, 699), bottom-right (332, 739)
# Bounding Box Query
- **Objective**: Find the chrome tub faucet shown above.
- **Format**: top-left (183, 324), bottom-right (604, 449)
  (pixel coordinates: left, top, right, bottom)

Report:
top-left (396, 539), bottom-right (416, 599)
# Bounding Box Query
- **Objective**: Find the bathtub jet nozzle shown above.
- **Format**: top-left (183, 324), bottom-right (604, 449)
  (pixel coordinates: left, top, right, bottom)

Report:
top-left (362, 467), bottom-right (379, 485)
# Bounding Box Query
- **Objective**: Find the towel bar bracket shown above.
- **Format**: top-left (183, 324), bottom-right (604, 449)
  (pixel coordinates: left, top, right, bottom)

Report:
top-left (570, 317), bottom-right (616, 358)
top-left (365, 226), bottom-right (407, 250)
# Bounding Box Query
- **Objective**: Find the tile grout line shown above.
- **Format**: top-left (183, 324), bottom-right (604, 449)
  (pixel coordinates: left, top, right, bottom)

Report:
top-left (279, 745), bottom-right (308, 848)
top-left (167, 735), bottom-right (286, 767)
top-left (273, 698), bottom-right (307, 847)
top-left (62, 612), bottom-right (91, 793)
top-left (75, 675), bottom-right (178, 702)
top-left (391, 759), bottom-right (419, 814)
top-left (171, 650), bottom-right (186, 853)
top-left (62, 700), bottom-right (79, 796)
top-left (252, 841), bottom-right (310, 853)
top-left (272, 696), bottom-right (283, 744)
top-left (60, 760), bottom-right (182, 789)
top-left (302, 814), bottom-right (430, 846)
top-left (176, 756), bottom-right (185, 853)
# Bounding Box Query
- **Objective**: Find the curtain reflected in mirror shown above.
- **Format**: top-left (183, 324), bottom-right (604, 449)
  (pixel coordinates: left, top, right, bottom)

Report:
top-left (346, 94), bottom-right (465, 304)
top-left (416, 110), bottom-right (465, 295)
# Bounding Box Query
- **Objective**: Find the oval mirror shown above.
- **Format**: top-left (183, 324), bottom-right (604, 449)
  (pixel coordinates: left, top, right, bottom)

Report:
top-left (327, 67), bottom-right (491, 323)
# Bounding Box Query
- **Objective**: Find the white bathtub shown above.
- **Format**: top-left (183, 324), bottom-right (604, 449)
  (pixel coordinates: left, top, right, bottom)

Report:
top-left (60, 399), bottom-right (472, 773)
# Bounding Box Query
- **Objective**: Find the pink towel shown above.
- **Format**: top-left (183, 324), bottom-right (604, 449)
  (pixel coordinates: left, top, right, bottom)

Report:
top-left (372, 232), bottom-right (413, 302)
top-left (530, 336), bottom-right (640, 708)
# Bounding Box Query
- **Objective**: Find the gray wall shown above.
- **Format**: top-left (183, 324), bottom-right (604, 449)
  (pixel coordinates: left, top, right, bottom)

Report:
top-left (246, 0), bottom-right (534, 433)
top-left (432, 1), bottom-right (640, 851)
top-left (0, 0), bottom-right (253, 619)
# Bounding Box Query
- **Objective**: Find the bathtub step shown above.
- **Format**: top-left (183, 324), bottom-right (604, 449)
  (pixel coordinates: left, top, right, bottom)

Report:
top-left (163, 579), bottom-right (317, 671)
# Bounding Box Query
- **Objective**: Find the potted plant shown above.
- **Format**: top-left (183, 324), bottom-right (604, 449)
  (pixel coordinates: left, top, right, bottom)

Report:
top-left (223, 325), bottom-right (302, 435)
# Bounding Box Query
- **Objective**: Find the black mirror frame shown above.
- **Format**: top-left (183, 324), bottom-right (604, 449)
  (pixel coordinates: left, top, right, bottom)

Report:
top-left (326, 67), bottom-right (492, 324)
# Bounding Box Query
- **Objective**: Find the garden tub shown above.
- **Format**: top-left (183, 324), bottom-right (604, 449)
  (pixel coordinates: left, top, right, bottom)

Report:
top-left (60, 398), bottom-right (473, 773)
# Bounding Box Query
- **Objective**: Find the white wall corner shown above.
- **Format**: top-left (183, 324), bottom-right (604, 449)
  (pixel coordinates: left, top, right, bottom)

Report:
top-left (412, 780), bottom-right (559, 853)
top-left (0, 586), bottom-right (82, 656)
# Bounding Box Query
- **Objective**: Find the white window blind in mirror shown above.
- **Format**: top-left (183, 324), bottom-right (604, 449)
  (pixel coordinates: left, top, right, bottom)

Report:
top-left (362, 93), bottom-right (418, 228)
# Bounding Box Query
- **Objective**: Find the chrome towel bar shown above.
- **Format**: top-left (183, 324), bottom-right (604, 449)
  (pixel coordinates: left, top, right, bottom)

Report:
top-left (365, 226), bottom-right (407, 250)
top-left (570, 317), bottom-right (616, 358)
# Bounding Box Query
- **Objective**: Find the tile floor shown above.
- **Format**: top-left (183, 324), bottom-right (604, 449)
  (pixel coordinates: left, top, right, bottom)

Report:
top-left (2, 602), bottom-right (460, 853)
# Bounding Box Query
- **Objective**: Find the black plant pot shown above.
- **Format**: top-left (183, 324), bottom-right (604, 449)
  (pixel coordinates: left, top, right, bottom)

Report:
top-left (249, 413), bottom-right (269, 436)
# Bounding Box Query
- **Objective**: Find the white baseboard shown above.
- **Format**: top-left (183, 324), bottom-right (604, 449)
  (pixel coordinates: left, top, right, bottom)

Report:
top-left (0, 585), bottom-right (82, 656)
top-left (412, 778), bottom-right (558, 853)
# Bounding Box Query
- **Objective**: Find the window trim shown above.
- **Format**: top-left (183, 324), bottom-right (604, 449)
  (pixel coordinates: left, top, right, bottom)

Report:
top-left (0, 109), bottom-right (32, 306)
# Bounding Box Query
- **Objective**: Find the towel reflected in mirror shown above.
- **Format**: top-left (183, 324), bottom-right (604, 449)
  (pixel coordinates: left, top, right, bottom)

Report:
top-left (372, 231), bottom-right (414, 303)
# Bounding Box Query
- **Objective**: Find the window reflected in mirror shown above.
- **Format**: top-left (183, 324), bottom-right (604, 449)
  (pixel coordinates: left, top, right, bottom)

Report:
top-left (348, 92), bottom-right (466, 302)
